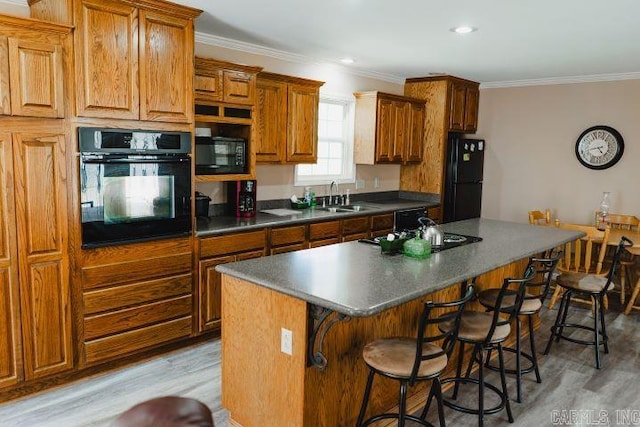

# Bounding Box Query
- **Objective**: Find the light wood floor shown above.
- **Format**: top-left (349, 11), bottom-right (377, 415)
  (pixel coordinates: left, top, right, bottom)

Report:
top-left (0, 301), bottom-right (638, 427)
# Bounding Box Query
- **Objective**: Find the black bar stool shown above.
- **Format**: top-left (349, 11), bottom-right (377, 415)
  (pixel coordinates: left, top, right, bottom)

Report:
top-left (356, 285), bottom-right (475, 427)
top-left (478, 252), bottom-right (561, 403)
top-left (544, 237), bottom-right (632, 368)
top-left (437, 266), bottom-right (535, 427)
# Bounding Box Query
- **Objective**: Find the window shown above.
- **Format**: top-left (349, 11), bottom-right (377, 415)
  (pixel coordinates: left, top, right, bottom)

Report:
top-left (294, 93), bottom-right (355, 186)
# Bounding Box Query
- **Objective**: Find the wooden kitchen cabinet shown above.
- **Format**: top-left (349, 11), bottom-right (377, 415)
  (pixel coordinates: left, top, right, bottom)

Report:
top-left (270, 224), bottom-right (307, 254)
top-left (342, 216), bottom-right (370, 242)
top-left (30, 0), bottom-right (201, 123)
top-left (255, 72), bottom-right (324, 164)
top-left (370, 213), bottom-right (394, 237)
top-left (0, 15), bottom-right (68, 118)
top-left (81, 237), bottom-right (194, 365)
top-left (354, 91), bottom-right (426, 165)
top-left (197, 230), bottom-right (266, 332)
top-left (400, 75), bottom-right (480, 200)
top-left (449, 80), bottom-right (480, 133)
top-left (2, 131), bottom-right (73, 381)
top-left (195, 57), bottom-right (261, 106)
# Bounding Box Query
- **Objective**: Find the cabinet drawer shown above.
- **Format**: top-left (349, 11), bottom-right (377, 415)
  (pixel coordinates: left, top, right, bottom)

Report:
top-left (370, 213), bottom-right (394, 232)
top-left (342, 216), bottom-right (369, 235)
top-left (199, 230), bottom-right (266, 258)
top-left (428, 206), bottom-right (442, 223)
top-left (309, 220), bottom-right (340, 241)
top-left (83, 273), bottom-right (192, 315)
top-left (84, 295), bottom-right (191, 340)
top-left (271, 225), bottom-right (307, 247)
top-left (342, 232), bottom-right (368, 242)
top-left (84, 317), bottom-right (192, 365)
top-left (270, 242), bottom-right (307, 255)
top-left (310, 238), bottom-right (340, 248)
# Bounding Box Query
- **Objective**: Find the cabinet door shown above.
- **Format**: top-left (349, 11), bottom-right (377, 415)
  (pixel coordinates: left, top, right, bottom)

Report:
top-left (392, 101), bottom-right (409, 163)
top-left (375, 97), bottom-right (394, 163)
top-left (7, 38), bottom-right (64, 118)
top-left (12, 133), bottom-right (72, 380)
top-left (0, 133), bottom-right (22, 388)
top-left (139, 10), bottom-right (193, 123)
top-left (194, 67), bottom-right (223, 103)
top-left (463, 86), bottom-right (479, 133)
top-left (223, 70), bottom-right (255, 105)
top-left (286, 83), bottom-right (319, 163)
top-left (449, 83), bottom-right (466, 131)
top-left (198, 255), bottom-right (234, 332)
top-left (405, 102), bottom-right (425, 163)
top-left (0, 38), bottom-right (10, 115)
top-left (255, 78), bottom-right (287, 163)
top-left (75, 0), bottom-right (139, 119)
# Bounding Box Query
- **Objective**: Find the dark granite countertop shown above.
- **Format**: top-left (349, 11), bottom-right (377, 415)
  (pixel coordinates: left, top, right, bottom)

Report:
top-left (216, 219), bottom-right (583, 317)
top-left (196, 198), bottom-right (439, 237)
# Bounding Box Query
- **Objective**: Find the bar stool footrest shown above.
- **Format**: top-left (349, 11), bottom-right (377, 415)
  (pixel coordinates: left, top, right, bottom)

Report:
top-left (440, 377), bottom-right (507, 416)
top-left (484, 346), bottom-right (537, 376)
top-left (551, 323), bottom-right (607, 347)
top-left (360, 413), bottom-right (436, 427)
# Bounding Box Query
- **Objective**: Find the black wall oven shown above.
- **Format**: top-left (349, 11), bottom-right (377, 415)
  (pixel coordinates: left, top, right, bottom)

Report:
top-left (79, 128), bottom-right (192, 248)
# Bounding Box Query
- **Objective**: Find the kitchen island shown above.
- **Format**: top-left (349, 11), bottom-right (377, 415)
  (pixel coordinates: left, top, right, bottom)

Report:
top-left (216, 219), bottom-right (582, 427)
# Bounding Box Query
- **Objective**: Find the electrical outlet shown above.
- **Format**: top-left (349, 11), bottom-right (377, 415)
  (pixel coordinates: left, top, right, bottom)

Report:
top-left (355, 179), bottom-right (365, 189)
top-left (281, 328), bottom-right (293, 355)
top-left (374, 177), bottom-right (380, 188)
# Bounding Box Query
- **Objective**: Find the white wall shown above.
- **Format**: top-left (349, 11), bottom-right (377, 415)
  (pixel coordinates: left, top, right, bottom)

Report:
top-left (477, 79), bottom-right (640, 225)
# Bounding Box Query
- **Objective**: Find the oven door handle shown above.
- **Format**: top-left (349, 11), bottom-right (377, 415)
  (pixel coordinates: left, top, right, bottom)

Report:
top-left (81, 157), bottom-right (190, 164)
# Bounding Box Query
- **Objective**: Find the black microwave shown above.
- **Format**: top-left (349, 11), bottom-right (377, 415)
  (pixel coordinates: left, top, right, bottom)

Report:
top-left (195, 136), bottom-right (247, 175)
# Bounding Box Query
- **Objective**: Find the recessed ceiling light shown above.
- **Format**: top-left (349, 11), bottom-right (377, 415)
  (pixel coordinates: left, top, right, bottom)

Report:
top-left (340, 57), bottom-right (355, 65)
top-left (451, 26), bottom-right (477, 34)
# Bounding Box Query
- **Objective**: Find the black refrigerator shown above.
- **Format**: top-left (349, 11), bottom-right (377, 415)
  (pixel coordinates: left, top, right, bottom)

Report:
top-left (443, 136), bottom-right (485, 223)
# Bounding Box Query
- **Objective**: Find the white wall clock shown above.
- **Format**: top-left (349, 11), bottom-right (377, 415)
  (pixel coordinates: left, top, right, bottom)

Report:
top-left (575, 125), bottom-right (624, 170)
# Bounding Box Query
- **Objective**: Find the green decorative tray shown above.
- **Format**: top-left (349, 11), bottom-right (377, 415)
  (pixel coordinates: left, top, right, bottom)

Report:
top-left (290, 200), bottom-right (310, 209)
top-left (379, 236), bottom-right (408, 254)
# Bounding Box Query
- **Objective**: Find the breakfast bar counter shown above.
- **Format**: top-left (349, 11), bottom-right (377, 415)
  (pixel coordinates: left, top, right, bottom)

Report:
top-left (217, 219), bottom-right (582, 427)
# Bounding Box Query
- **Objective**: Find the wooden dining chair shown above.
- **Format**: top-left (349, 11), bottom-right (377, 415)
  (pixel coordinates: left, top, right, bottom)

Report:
top-left (528, 209), bottom-right (551, 226)
top-left (597, 213), bottom-right (639, 305)
top-left (548, 222), bottom-right (610, 310)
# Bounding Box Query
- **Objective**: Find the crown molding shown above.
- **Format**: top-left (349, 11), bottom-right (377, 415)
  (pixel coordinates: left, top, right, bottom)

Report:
top-left (195, 31), bottom-right (405, 85)
top-left (480, 72), bottom-right (640, 89)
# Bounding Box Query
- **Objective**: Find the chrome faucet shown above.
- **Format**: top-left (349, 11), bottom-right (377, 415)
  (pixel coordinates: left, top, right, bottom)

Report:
top-left (329, 181), bottom-right (339, 206)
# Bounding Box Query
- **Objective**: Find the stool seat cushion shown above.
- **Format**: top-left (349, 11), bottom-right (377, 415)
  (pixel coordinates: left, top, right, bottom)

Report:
top-left (362, 337), bottom-right (447, 378)
top-left (478, 289), bottom-right (542, 315)
top-left (441, 311), bottom-right (511, 344)
top-left (556, 273), bottom-right (607, 294)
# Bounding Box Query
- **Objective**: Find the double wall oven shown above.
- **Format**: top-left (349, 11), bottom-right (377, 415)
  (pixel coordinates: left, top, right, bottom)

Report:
top-left (79, 128), bottom-right (192, 248)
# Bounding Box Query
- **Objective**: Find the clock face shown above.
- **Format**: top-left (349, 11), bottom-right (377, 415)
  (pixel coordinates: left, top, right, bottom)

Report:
top-left (575, 126), bottom-right (624, 170)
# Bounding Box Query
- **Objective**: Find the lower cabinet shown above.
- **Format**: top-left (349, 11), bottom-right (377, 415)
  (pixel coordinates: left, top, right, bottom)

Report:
top-left (0, 129), bottom-right (72, 389)
top-left (197, 230), bottom-right (267, 333)
top-left (80, 238), bottom-right (194, 366)
top-left (309, 220), bottom-right (340, 248)
top-left (342, 216), bottom-right (370, 242)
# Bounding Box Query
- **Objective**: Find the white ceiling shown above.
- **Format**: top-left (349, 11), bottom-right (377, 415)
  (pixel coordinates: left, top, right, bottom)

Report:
top-left (174, 0), bottom-right (640, 86)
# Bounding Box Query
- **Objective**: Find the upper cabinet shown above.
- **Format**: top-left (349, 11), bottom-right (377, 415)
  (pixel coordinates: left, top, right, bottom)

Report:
top-left (354, 91), bottom-right (426, 165)
top-left (449, 79), bottom-right (480, 133)
top-left (255, 72), bottom-right (324, 164)
top-left (195, 57), bottom-right (260, 106)
top-left (0, 15), bottom-right (70, 118)
top-left (29, 0), bottom-right (201, 123)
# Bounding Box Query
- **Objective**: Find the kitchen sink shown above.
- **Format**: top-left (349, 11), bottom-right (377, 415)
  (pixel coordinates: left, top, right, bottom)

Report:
top-left (318, 205), bottom-right (369, 213)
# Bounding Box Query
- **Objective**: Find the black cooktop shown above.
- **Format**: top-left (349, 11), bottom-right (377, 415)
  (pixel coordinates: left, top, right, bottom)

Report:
top-left (359, 232), bottom-right (483, 254)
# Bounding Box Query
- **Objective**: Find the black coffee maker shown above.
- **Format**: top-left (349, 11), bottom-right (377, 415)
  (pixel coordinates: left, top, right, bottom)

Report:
top-left (227, 180), bottom-right (257, 218)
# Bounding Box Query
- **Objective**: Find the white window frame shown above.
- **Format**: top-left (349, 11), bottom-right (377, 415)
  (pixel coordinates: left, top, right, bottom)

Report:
top-left (294, 92), bottom-right (355, 187)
